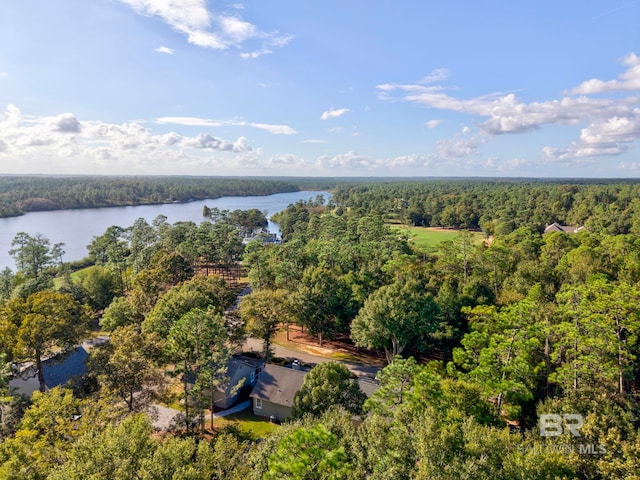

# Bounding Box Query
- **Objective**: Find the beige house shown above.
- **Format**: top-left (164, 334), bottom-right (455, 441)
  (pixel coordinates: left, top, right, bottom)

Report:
top-left (250, 364), bottom-right (307, 421)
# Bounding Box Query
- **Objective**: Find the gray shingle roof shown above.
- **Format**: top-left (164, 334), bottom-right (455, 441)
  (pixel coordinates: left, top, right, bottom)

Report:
top-left (250, 364), bottom-right (306, 407)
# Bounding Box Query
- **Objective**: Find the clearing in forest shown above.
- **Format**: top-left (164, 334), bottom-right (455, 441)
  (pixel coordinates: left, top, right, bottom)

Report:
top-left (390, 225), bottom-right (485, 251)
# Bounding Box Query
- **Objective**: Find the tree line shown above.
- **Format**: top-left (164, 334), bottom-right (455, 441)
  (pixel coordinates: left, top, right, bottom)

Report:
top-left (0, 176), bottom-right (303, 218)
top-left (331, 179), bottom-right (640, 235)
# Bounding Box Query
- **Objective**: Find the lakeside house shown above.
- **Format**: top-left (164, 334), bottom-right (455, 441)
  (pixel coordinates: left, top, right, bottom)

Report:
top-left (242, 228), bottom-right (281, 245)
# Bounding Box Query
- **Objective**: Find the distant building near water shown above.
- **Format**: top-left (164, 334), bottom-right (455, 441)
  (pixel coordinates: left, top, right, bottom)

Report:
top-left (543, 222), bottom-right (584, 234)
top-left (242, 228), bottom-right (281, 245)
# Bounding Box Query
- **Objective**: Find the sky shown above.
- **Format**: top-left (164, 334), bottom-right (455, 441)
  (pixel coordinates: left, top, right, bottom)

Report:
top-left (0, 1), bottom-right (639, 178)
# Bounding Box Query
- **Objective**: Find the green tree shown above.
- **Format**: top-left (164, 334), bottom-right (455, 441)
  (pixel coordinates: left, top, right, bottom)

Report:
top-left (89, 325), bottom-right (163, 412)
top-left (363, 356), bottom-right (421, 417)
top-left (81, 266), bottom-right (118, 311)
top-left (100, 295), bottom-right (142, 331)
top-left (165, 307), bottom-right (230, 433)
top-left (0, 267), bottom-right (16, 303)
top-left (239, 289), bottom-right (293, 362)
top-left (1, 291), bottom-right (89, 392)
top-left (452, 301), bottom-right (542, 419)
top-left (46, 413), bottom-right (156, 480)
top-left (294, 266), bottom-right (355, 346)
top-left (142, 275), bottom-right (233, 338)
top-left (265, 424), bottom-right (350, 480)
top-left (88, 225), bottom-right (131, 293)
top-left (552, 278), bottom-right (640, 396)
top-left (292, 362), bottom-right (366, 418)
top-left (0, 387), bottom-right (84, 480)
top-left (351, 278), bottom-right (440, 363)
top-left (9, 232), bottom-right (56, 281)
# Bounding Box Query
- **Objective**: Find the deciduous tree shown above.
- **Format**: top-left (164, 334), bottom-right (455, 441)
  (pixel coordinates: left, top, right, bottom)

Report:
top-left (292, 362), bottom-right (366, 418)
top-left (1, 291), bottom-right (89, 392)
top-left (351, 278), bottom-right (440, 363)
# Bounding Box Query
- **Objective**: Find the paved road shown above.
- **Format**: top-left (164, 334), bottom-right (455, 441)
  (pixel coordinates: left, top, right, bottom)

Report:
top-left (233, 286), bottom-right (381, 378)
top-left (242, 337), bottom-right (380, 378)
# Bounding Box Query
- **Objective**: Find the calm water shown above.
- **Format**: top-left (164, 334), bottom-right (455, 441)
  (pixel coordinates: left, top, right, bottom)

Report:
top-left (0, 190), bottom-right (330, 270)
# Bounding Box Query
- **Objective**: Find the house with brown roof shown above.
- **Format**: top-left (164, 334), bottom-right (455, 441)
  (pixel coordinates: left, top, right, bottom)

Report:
top-left (250, 363), bottom-right (307, 421)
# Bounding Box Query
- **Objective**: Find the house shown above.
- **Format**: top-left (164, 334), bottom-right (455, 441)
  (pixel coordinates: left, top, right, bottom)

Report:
top-left (242, 228), bottom-right (281, 245)
top-left (213, 355), bottom-right (264, 409)
top-left (9, 346), bottom-right (89, 397)
top-left (250, 363), bottom-right (307, 421)
top-left (544, 222), bottom-right (584, 234)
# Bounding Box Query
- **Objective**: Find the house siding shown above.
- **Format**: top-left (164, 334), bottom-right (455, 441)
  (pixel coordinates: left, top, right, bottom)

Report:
top-left (253, 398), bottom-right (293, 421)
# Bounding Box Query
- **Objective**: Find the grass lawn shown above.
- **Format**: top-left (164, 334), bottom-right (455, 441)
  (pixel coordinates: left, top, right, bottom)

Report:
top-left (391, 225), bottom-right (485, 251)
top-left (52, 264), bottom-right (97, 288)
top-left (214, 408), bottom-right (279, 439)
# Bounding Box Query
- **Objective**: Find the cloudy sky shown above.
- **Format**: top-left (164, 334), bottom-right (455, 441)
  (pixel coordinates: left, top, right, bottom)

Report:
top-left (0, 1), bottom-right (639, 177)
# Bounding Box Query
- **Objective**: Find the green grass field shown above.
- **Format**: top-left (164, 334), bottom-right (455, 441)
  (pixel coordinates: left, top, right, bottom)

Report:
top-left (214, 409), bottom-right (279, 439)
top-left (391, 225), bottom-right (485, 251)
top-left (52, 264), bottom-right (98, 289)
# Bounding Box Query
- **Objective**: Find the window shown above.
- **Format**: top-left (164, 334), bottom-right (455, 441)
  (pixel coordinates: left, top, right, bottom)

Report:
top-left (255, 397), bottom-right (263, 409)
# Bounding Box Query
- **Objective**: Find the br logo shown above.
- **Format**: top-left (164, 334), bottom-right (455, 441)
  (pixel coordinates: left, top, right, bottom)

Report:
top-left (539, 414), bottom-right (584, 437)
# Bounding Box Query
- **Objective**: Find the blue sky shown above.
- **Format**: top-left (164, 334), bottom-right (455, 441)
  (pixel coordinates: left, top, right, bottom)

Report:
top-left (0, 1), bottom-right (638, 177)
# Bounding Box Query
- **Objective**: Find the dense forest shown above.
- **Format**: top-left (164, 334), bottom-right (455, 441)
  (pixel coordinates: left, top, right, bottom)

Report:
top-left (331, 179), bottom-right (640, 235)
top-left (0, 176), bottom-right (326, 218)
top-left (1, 178), bottom-right (640, 479)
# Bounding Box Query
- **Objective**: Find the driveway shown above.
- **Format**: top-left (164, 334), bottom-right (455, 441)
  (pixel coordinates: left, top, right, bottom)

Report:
top-left (242, 337), bottom-right (380, 378)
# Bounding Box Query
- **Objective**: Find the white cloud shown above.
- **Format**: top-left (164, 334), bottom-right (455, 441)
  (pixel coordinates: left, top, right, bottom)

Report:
top-left (118, 0), bottom-right (291, 56)
top-left (240, 49), bottom-right (271, 59)
top-left (316, 151), bottom-right (372, 169)
top-left (500, 157), bottom-right (532, 170)
top-left (417, 68), bottom-right (449, 84)
top-left (380, 55), bottom-right (640, 161)
top-left (155, 45), bottom-right (175, 54)
top-left (435, 132), bottom-right (486, 159)
top-left (0, 72), bottom-right (8, 78)
top-left (0, 104), bottom-right (255, 173)
top-left (247, 122), bottom-right (296, 135)
top-left (156, 116), bottom-right (296, 134)
top-left (302, 139), bottom-right (327, 144)
top-left (321, 108), bottom-right (349, 120)
top-left (157, 116), bottom-right (223, 127)
top-left (425, 119), bottom-right (442, 129)
top-left (568, 53), bottom-right (640, 94)
top-left (1, 104), bottom-right (22, 126)
top-left (182, 133), bottom-right (249, 152)
top-left (544, 110), bottom-right (640, 161)
top-left (49, 113), bottom-right (82, 133)
top-left (387, 154), bottom-right (431, 168)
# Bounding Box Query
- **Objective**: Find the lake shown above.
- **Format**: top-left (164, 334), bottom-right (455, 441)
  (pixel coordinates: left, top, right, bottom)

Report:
top-left (0, 190), bottom-right (330, 270)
